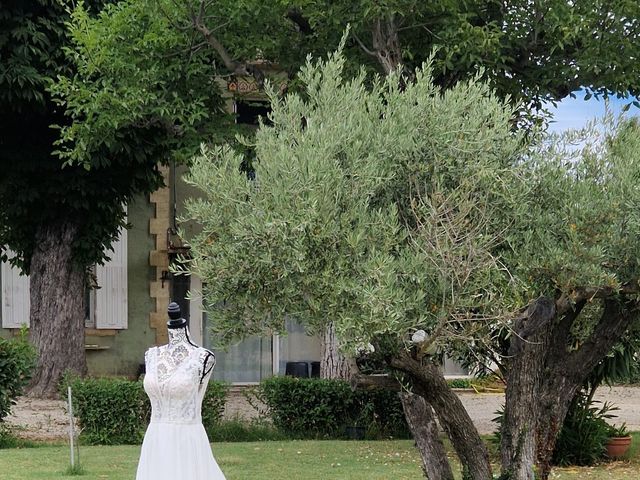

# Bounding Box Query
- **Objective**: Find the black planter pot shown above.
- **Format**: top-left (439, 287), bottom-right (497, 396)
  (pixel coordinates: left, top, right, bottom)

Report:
top-left (345, 426), bottom-right (366, 440)
top-left (285, 361), bottom-right (309, 378)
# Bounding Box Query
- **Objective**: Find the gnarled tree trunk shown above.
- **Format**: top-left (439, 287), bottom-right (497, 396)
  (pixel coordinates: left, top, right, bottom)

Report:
top-left (321, 321), bottom-right (355, 380)
top-left (27, 222), bottom-right (87, 398)
top-left (501, 298), bottom-right (555, 480)
top-left (400, 392), bottom-right (454, 480)
top-left (391, 353), bottom-right (493, 480)
top-left (502, 296), bottom-right (638, 480)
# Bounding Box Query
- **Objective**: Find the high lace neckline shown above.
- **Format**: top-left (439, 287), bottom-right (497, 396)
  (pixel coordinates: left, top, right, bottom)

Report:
top-left (167, 326), bottom-right (194, 348)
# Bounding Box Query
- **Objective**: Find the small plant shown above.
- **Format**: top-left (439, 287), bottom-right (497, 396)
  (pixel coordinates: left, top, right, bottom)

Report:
top-left (242, 385), bottom-right (270, 421)
top-left (553, 393), bottom-right (616, 466)
top-left (0, 424), bottom-right (17, 449)
top-left (201, 381), bottom-right (230, 436)
top-left (65, 463), bottom-right (86, 476)
top-left (207, 417), bottom-right (289, 442)
top-left (447, 378), bottom-right (472, 389)
top-left (604, 422), bottom-right (633, 458)
top-left (607, 422), bottom-right (629, 438)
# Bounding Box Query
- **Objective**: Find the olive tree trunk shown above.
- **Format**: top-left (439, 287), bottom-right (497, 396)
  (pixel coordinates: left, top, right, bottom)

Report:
top-left (400, 392), bottom-right (454, 480)
top-left (501, 298), bottom-right (556, 480)
top-left (321, 321), bottom-right (355, 380)
top-left (27, 222), bottom-right (87, 398)
top-left (502, 296), bottom-right (638, 480)
top-left (391, 353), bottom-right (493, 480)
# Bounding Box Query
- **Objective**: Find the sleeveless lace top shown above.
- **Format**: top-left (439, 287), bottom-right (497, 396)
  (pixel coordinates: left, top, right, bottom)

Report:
top-left (143, 346), bottom-right (213, 425)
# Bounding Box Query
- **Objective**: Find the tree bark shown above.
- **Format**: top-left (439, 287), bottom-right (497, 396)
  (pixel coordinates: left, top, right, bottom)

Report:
top-left (351, 373), bottom-right (401, 391)
top-left (501, 296), bottom-right (638, 480)
top-left (391, 353), bottom-right (493, 480)
top-left (27, 222), bottom-right (87, 398)
top-left (533, 298), bottom-right (638, 479)
top-left (400, 392), bottom-right (454, 480)
top-left (501, 298), bottom-right (555, 480)
top-left (320, 321), bottom-right (355, 380)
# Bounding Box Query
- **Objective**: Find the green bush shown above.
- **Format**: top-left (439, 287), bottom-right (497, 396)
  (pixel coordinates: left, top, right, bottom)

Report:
top-left (66, 376), bottom-right (228, 445)
top-left (0, 330), bottom-right (36, 423)
top-left (553, 393), bottom-right (616, 466)
top-left (354, 388), bottom-right (410, 439)
top-left (66, 377), bottom-right (149, 445)
top-left (259, 376), bottom-right (409, 439)
top-left (201, 381), bottom-right (230, 437)
top-left (260, 377), bottom-right (353, 438)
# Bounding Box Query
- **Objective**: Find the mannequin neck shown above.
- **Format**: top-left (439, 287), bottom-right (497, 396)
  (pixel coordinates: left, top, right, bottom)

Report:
top-left (167, 326), bottom-right (191, 348)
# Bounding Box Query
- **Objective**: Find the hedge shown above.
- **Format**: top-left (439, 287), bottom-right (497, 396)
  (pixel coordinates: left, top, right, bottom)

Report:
top-left (258, 376), bottom-right (409, 439)
top-left (65, 376), bottom-right (228, 445)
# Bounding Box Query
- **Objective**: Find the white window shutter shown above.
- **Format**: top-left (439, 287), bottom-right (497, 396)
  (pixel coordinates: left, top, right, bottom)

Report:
top-left (1, 258), bottom-right (30, 328)
top-left (95, 223), bottom-right (128, 329)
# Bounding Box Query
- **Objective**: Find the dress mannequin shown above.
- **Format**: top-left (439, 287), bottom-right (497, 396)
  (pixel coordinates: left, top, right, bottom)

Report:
top-left (157, 302), bottom-right (214, 385)
top-left (135, 302), bottom-right (226, 480)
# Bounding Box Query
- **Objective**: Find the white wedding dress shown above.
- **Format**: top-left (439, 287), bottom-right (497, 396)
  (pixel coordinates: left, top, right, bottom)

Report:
top-left (136, 343), bottom-right (226, 480)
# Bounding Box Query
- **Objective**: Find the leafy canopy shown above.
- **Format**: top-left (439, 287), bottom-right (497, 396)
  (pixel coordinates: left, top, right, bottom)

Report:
top-left (183, 43), bottom-right (525, 348)
top-left (185, 44), bottom-right (640, 355)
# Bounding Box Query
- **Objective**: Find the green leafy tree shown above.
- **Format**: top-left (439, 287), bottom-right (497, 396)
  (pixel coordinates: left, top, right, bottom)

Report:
top-left (50, 0), bottom-right (640, 386)
top-left (281, 0), bottom-right (640, 112)
top-left (0, 0), bottom-right (224, 397)
top-left (183, 47), bottom-right (640, 479)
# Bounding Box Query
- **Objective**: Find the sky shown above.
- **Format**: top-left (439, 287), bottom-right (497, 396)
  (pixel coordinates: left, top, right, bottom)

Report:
top-left (547, 90), bottom-right (639, 133)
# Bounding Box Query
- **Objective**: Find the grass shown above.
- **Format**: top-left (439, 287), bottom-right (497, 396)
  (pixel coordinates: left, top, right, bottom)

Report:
top-left (0, 437), bottom-right (638, 479)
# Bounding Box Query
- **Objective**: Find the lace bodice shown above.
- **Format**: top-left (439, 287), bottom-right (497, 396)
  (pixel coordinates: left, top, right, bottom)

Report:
top-left (144, 345), bottom-right (214, 425)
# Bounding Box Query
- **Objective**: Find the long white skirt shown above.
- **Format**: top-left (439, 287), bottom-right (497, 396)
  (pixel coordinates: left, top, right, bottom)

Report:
top-left (136, 422), bottom-right (226, 480)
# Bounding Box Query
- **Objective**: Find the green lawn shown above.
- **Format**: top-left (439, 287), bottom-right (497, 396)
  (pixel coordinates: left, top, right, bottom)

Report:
top-left (0, 439), bottom-right (638, 479)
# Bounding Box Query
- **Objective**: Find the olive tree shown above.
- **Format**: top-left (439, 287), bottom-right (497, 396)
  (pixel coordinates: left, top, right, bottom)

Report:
top-left (184, 43), bottom-right (640, 478)
top-left (184, 42), bottom-right (519, 477)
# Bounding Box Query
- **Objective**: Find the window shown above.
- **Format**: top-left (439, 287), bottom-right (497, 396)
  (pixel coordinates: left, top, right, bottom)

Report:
top-left (0, 258), bottom-right (29, 329)
top-left (1, 223), bottom-right (128, 330)
top-left (234, 100), bottom-right (271, 126)
top-left (202, 310), bottom-right (321, 384)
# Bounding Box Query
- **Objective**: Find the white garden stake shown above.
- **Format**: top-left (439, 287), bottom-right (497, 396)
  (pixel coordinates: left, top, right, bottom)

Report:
top-left (67, 386), bottom-right (76, 468)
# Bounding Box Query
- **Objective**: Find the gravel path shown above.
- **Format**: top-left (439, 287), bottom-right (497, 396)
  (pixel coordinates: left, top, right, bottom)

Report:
top-left (458, 386), bottom-right (640, 435)
top-left (5, 386), bottom-right (640, 441)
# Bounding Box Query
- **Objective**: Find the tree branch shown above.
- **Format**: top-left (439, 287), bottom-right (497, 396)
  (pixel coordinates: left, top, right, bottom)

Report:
top-left (556, 283), bottom-right (640, 315)
top-left (350, 373), bottom-right (402, 391)
top-left (353, 32), bottom-right (377, 57)
top-left (566, 298), bottom-right (639, 375)
top-left (191, 19), bottom-right (245, 74)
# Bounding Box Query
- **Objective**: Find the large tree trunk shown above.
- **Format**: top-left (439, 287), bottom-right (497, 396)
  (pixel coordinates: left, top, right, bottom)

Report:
top-left (27, 222), bottom-right (87, 398)
top-left (400, 392), bottom-right (454, 480)
top-left (320, 321), bottom-right (355, 380)
top-left (501, 298), bottom-right (555, 480)
top-left (501, 296), bottom-right (638, 480)
top-left (391, 353), bottom-right (493, 480)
